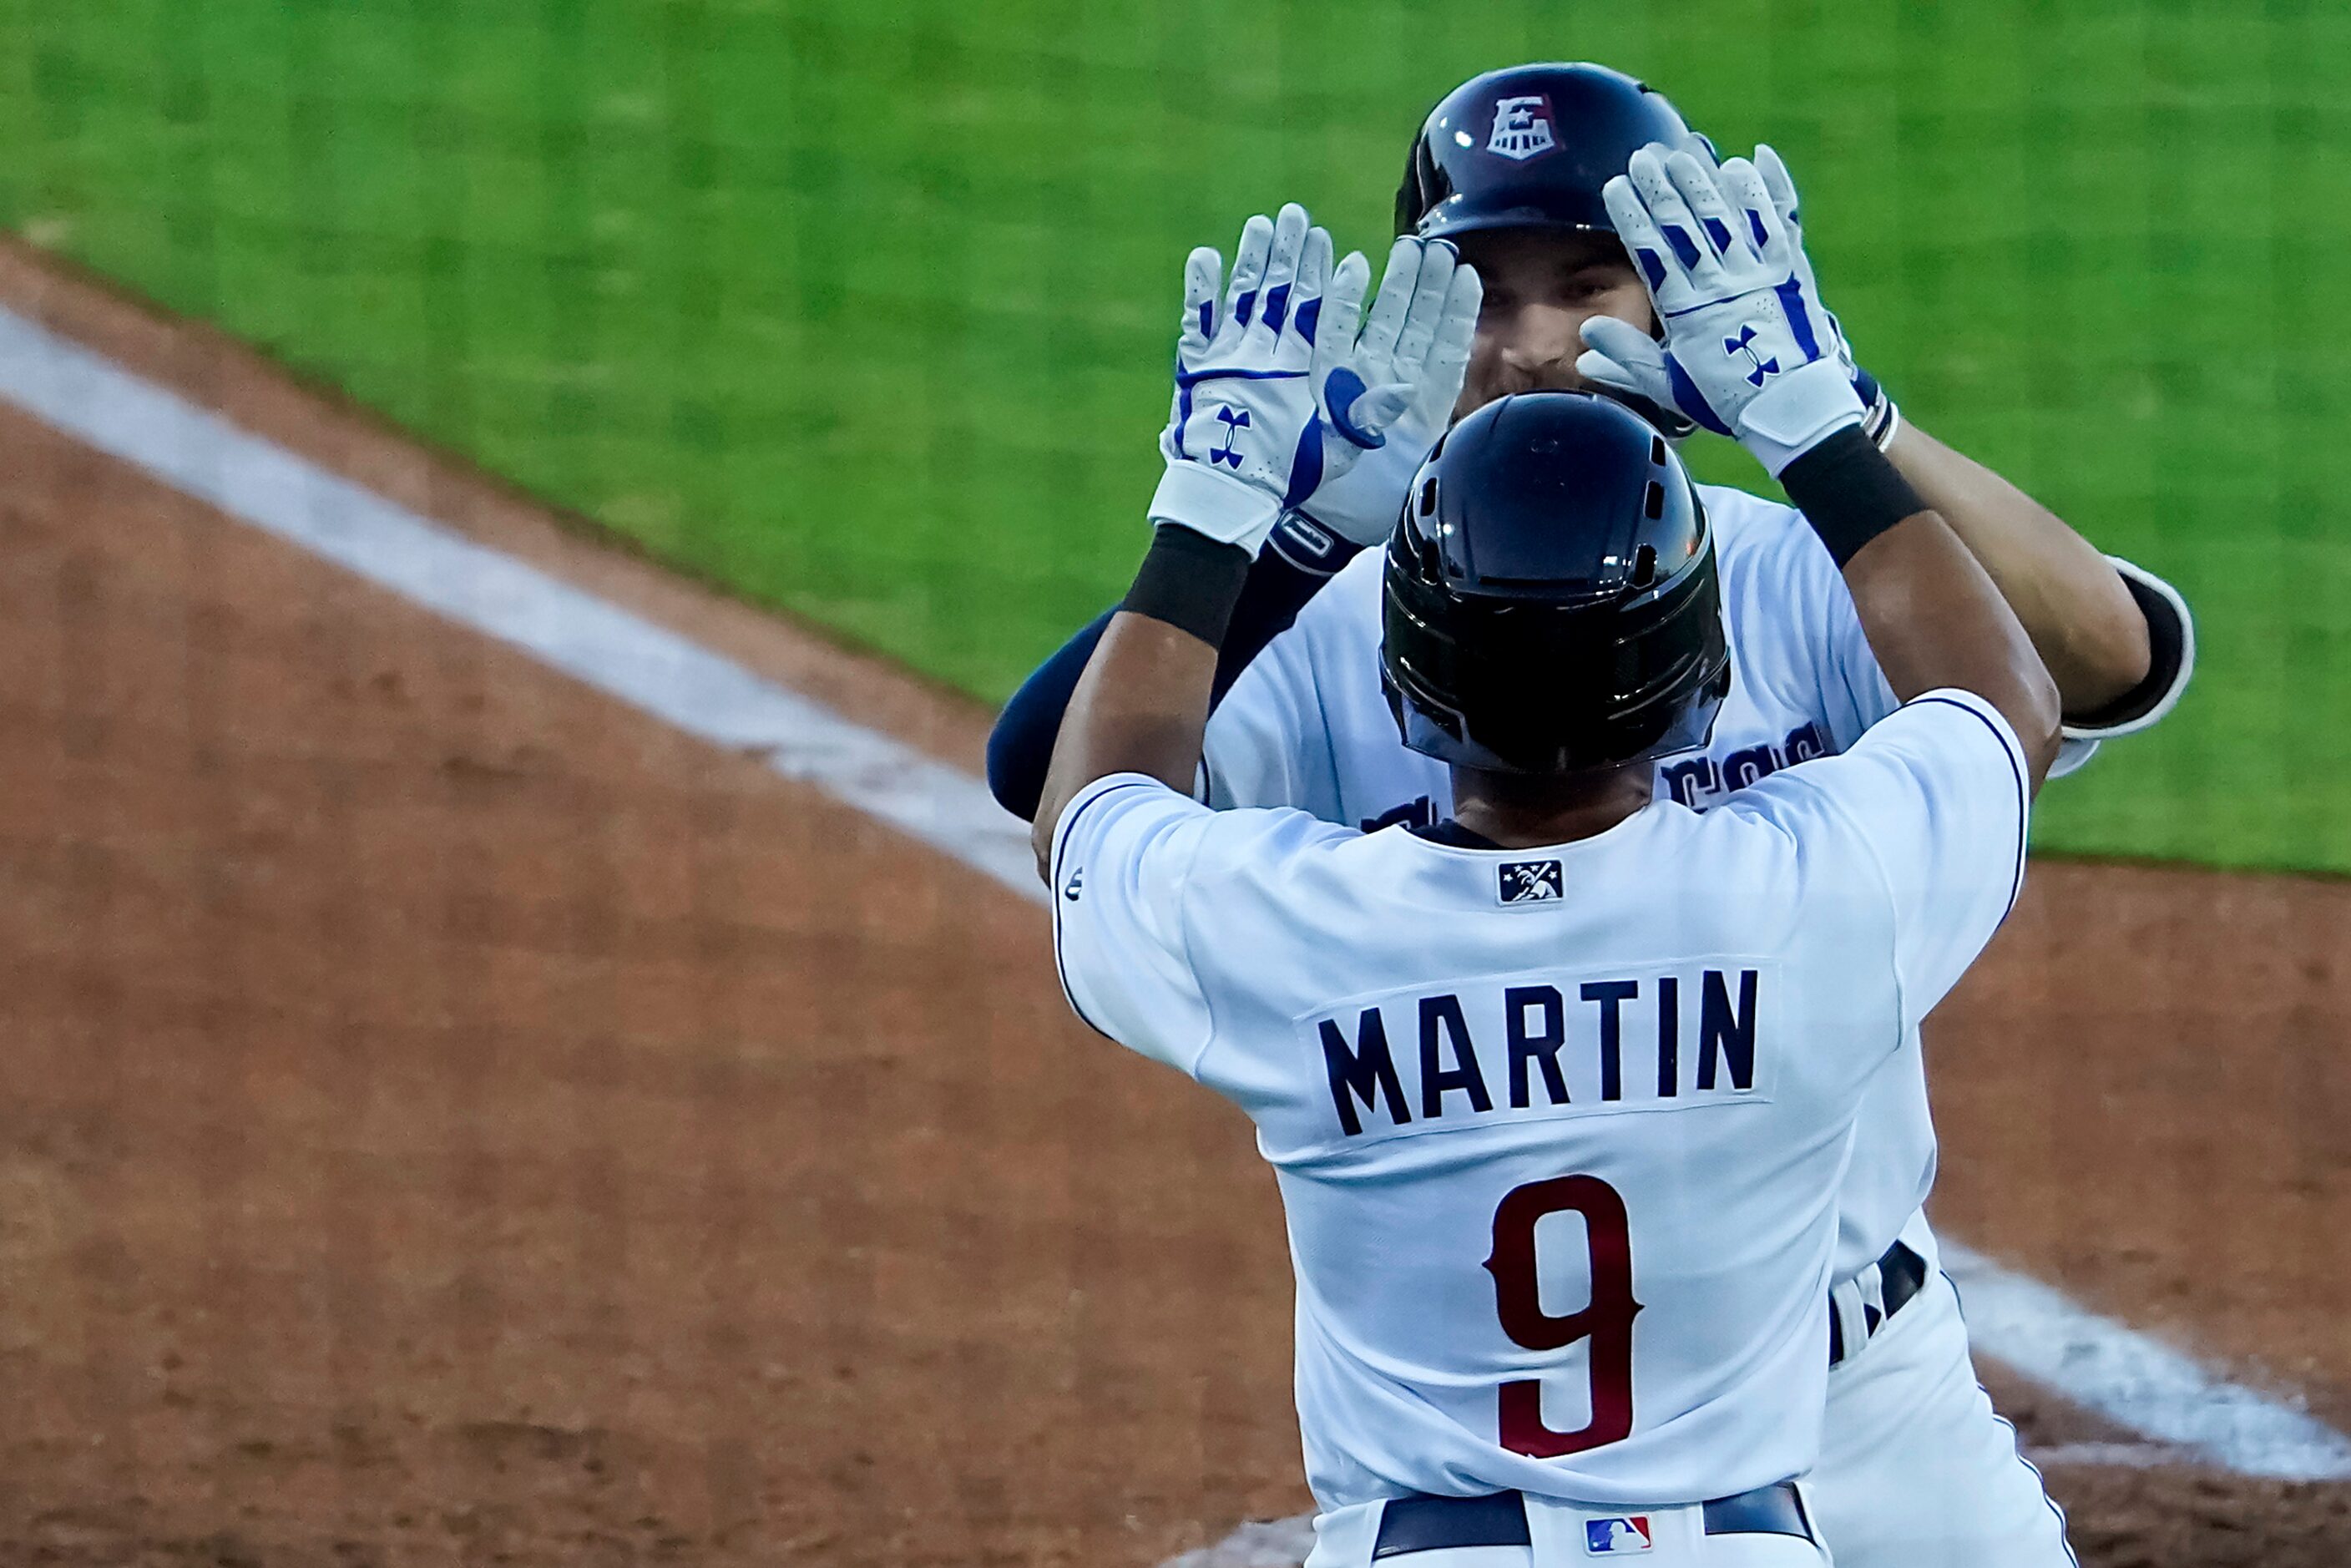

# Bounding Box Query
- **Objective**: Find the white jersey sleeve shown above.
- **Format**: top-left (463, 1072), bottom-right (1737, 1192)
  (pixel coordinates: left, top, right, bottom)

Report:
top-left (1049, 773), bottom-right (1353, 1076)
top-left (1698, 488), bottom-right (1898, 754)
top-left (1048, 775), bottom-right (1221, 1075)
top-left (1731, 688), bottom-right (2030, 1034)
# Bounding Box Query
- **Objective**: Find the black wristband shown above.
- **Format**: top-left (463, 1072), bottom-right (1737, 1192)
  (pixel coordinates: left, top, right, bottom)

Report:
top-left (1122, 524), bottom-right (1253, 645)
top-left (1778, 427), bottom-right (1929, 568)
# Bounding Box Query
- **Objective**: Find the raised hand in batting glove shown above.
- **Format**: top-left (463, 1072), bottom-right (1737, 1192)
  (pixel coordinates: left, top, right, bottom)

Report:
top-left (1294, 236), bottom-right (1483, 548)
top-left (1575, 144), bottom-right (1864, 476)
top-left (1659, 137), bottom-right (1888, 440)
top-left (1155, 205), bottom-right (1414, 555)
top-left (1748, 144), bottom-right (1899, 448)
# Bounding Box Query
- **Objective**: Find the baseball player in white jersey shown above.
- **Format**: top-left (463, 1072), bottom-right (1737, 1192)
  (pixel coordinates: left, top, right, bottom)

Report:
top-left (992, 65), bottom-right (2192, 1567)
top-left (1033, 171), bottom-right (2068, 1563)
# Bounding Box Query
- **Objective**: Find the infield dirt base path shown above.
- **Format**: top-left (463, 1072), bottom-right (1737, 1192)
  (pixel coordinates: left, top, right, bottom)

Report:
top-left (1, 242), bottom-right (2348, 1565)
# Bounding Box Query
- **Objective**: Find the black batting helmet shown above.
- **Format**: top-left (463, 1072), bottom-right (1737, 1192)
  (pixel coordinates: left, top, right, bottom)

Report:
top-left (1382, 392), bottom-right (1729, 776)
top-left (1398, 63), bottom-right (1701, 438)
top-left (1396, 63), bottom-right (1694, 240)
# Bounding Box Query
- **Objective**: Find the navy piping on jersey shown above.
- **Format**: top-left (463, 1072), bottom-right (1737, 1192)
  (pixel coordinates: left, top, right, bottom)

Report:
top-left (1048, 776), bottom-right (1169, 1046)
top-left (1907, 695), bottom-right (2029, 916)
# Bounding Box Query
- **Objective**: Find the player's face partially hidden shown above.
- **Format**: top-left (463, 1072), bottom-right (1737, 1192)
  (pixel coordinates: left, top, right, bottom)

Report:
top-left (1454, 228), bottom-right (1656, 416)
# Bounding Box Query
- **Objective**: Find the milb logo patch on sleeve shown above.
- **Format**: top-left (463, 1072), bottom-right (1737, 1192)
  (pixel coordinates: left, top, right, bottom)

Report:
top-left (1497, 859), bottom-right (1562, 905)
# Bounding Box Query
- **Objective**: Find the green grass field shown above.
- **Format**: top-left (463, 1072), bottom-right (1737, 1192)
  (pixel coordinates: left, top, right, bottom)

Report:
top-left (3, 0), bottom-right (2346, 870)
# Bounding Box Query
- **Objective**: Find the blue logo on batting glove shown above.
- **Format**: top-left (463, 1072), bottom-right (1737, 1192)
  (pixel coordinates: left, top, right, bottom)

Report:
top-left (1210, 406), bottom-right (1250, 468)
top-left (1321, 367), bottom-right (1388, 451)
top-left (1723, 324), bottom-right (1779, 387)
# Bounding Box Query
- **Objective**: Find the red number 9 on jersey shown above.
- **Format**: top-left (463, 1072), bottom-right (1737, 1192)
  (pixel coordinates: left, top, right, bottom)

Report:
top-left (1484, 1174), bottom-right (1644, 1457)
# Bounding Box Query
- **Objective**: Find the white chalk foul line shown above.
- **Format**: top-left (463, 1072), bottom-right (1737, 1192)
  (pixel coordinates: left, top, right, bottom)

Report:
top-left (4, 302), bottom-right (2348, 1490)
top-left (0, 306), bottom-right (1045, 906)
top-left (1940, 1240), bottom-right (2351, 1479)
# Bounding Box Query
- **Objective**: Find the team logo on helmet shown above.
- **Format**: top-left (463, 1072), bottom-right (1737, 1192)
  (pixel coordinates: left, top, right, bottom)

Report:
top-left (1486, 94), bottom-right (1558, 161)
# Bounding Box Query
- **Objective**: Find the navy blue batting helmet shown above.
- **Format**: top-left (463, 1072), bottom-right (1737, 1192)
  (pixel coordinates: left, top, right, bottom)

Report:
top-left (1382, 392), bottom-right (1729, 776)
top-left (1396, 63), bottom-right (1694, 240)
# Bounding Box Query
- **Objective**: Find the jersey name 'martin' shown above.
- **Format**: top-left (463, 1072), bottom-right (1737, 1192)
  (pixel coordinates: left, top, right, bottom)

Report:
top-left (1312, 967), bottom-right (1767, 1138)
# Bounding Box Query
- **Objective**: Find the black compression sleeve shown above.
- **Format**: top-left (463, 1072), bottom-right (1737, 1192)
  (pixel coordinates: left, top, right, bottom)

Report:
top-left (1121, 524), bottom-right (1252, 645)
top-left (1777, 427), bottom-right (1929, 568)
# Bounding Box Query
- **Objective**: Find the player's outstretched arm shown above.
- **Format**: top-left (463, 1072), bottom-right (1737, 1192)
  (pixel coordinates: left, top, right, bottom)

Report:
top-left (1784, 433), bottom-right (2063, 791)
top-left (1580, 147), bottom-right (2061, 789)
top-left (985, 519), bottom-right (1363, 822)
top-left (1874, 392), bottom-right (2149, 718)
top-left (1029, 211), bottom-right (1478, 873)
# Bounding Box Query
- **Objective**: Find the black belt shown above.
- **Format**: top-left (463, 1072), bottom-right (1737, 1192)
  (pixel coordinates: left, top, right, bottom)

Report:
top-left (1371, 1481), bottom-right (1814, 1558)
top-left (1827, 1239), bottom-right (1929, 1367)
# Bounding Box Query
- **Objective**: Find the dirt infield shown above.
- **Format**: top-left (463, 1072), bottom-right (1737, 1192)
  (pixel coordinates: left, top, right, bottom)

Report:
top-left (2, 245), bottom-right (2348, 1565)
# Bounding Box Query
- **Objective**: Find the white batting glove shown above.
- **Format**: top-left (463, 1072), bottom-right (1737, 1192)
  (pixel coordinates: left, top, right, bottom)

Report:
top-left (1575, 144), bottom-right (1862, 475)
top-left (1751, 144), bottom-right (1899, 449)
top-left (1666, 138), bottom-right (1877, 418)
top-left (1154, 205), bottom-right (1413, 554)
top-left (1294, 237), bottom-right (1483, 547)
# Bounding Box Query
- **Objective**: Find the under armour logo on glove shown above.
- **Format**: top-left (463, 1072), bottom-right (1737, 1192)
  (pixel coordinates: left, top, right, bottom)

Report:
top-left (1209, 406), bottom-right (1250, 468)
top-left (1723, 323), bottom-right (1778, 387)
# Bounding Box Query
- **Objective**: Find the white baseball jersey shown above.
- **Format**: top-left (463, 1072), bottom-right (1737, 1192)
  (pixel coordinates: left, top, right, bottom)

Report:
top-left (1052, 690), bottom-right (2030, 1510)
top-left (1201, 484), bottom-right (2094, 1282)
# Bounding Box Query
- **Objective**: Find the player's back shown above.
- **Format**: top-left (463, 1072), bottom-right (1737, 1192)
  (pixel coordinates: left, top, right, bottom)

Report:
top-left (1052, 687), bottom-right (2027, 1512)
top-left (1188, 789), bottom-right (1880, 1510)
top-left (1199, 484), bottom-right (2045, 1291)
